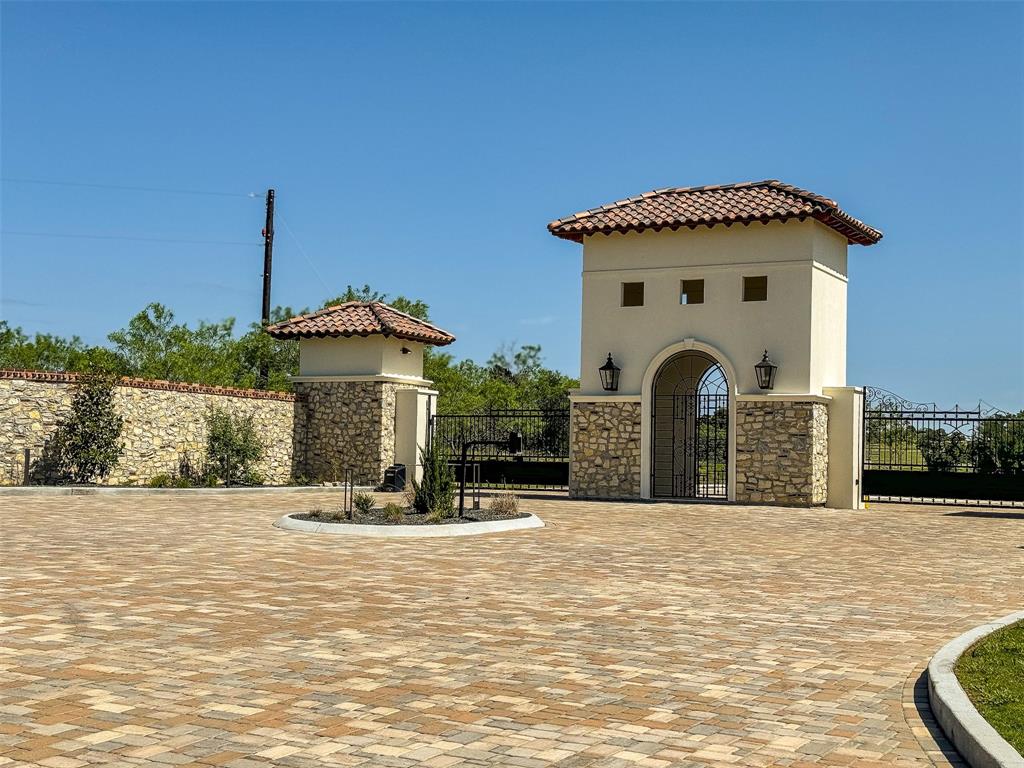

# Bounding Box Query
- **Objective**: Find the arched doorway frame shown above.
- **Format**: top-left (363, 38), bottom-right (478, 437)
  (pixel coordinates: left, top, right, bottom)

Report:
top-left (640, 339), bottom-right (737, 501)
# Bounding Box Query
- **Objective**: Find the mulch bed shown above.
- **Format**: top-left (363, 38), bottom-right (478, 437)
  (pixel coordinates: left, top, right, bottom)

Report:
top-left (293, 508), bottom-right (529, 526)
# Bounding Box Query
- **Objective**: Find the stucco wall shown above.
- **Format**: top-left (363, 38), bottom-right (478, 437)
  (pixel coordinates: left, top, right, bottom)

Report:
top-left (577, 218), bottom-right (849, 397)
top-left (0, 372), bottom-right (300, 486)
top-left (299, 336), bottom-right (425, 379)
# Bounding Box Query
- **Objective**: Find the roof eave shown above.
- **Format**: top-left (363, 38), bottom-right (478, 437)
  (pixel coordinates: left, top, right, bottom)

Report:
top-left (265, 328), bottom-right (455, 346)
top-left (549, 211), bottom-right (882, 246)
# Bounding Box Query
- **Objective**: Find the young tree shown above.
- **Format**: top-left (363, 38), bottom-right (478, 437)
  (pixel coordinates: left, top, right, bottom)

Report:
top-left (38, 372), bottom-right (124, 484)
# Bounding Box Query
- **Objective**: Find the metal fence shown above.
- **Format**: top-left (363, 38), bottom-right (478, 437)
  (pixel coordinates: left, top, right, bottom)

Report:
top-left (863, 387), bottom-right (1024, 506)
top-left (429, 410), bottom-right (570, 489)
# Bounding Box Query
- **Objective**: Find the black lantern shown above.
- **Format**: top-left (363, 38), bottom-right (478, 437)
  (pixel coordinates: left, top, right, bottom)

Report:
top-left (598, 353), bottom-right (621, 392)
top-left (755, 350), bottom-right (778, 390)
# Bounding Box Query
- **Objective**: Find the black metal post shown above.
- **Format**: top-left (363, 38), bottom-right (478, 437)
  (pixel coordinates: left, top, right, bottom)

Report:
top-left (23, 448), bottom-right (30, 485)
top-left (258, 188), bottom-right (275, 388)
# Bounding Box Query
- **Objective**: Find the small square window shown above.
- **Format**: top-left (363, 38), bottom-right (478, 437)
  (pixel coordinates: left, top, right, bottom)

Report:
top-left (680, 279), bottom-right (704, 305)
top-left (621, 282), bottom-right (644, 307)
top-left (743, 275), bottom-right (768, 302)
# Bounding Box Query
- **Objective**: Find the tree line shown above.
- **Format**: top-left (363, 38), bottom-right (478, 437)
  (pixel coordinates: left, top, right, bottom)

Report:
top-left (0, 285), bottom-right (578, 414)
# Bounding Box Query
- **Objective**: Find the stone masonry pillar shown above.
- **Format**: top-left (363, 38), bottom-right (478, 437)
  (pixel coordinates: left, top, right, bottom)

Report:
top-left (569, 400), bottom-right (642, 499)
top-left (293, 380), bottom-right (416, 486)
top-left (734, 399), bottom-right (828, 506)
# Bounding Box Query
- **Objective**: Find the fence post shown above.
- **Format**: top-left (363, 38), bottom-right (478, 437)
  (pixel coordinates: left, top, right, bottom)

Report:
top-left (23, 448), bottom-right (31, 485)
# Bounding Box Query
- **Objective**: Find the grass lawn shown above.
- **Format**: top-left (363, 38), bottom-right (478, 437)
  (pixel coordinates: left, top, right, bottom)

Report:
top-left (955, 620), bottom-right (1024, 754)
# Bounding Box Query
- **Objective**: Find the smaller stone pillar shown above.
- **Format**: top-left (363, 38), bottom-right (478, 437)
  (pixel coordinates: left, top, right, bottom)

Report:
top-left (265, 301), bottom-right (456, 487)
top-left (734, 397), bottom-right (829, 506)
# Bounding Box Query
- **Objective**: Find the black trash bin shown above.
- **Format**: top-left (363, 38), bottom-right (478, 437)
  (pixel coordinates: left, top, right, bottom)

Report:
top-left (383, 464), bottom-right (407, 492)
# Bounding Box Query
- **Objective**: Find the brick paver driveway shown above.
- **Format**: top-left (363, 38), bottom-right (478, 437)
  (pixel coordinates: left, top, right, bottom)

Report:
top-left (2, 492), bottom-right (1021, 767)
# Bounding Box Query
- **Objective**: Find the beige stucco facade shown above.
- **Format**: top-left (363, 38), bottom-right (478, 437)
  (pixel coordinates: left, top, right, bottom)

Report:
top-left (298, 335), bottom-right (427, 382)
top-left (577, 218), bottom-right (848, 397)
top-left (292, 334), bottom-right (436, 484)
top-left (570, 217), bottom-right (864, 508)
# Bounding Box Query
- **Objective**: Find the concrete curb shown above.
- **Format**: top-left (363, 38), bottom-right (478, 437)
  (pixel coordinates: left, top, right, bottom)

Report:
top-left (0, 485), bottom-right (374, 496)
top-left (928, 610), bottom-right (1024, 768)
top-left (273, 512), bottom-right (545, 538)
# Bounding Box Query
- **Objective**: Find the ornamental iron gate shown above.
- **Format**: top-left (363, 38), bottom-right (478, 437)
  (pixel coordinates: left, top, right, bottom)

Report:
top-left (862, 387), bottom-right (1024, 506)
top-left (428, 409), bottom-right (569, 489)
top-left (652, 352), bottom-right (729, 499)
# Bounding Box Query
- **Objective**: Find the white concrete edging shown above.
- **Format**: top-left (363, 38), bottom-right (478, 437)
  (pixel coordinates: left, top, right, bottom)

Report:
top-left (928, 610), bottom-right (1024, 768)
top-left (274, 512), bottom-right (544, 538)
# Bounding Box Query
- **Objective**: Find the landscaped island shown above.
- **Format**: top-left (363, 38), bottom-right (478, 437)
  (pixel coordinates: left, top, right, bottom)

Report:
top-left (296, 489), bottom-right (527, 526)
top-left (955, 619), bottom-right (1024, 754)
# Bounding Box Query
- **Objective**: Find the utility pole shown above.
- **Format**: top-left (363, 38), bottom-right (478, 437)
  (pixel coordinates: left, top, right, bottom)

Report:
top-left (258, 188), bottom-right (275, 388)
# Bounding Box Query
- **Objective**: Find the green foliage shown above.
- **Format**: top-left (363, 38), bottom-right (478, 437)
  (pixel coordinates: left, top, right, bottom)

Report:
top-left (147, 472), bottom-right (200, 488)
top-left (322, 284), bottom-right (431, 321)
top-left (382, 502), bottom-right (405, 523)
top-left (37, 372), bottom-right (124, 484)
top-left (956, 620), bottom-right (1024, 753)
top-left (425, 343), bottom-right (577, 415)
top-left (1, 286), bottom-right (577, 413)
top-left (353, 491), bottom-right (376, 514)
top-left (917, 428), bottom-right (969, 472)
top-left (411, 439), bottom-right (455, 519)
top-left (204, 408), bottom-right (265, 485)
top-left (974, 412), bottom-right (1024, 475)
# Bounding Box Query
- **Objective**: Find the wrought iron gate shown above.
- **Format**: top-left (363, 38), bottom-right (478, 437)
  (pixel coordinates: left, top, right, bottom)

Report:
top-left (652, 354), bottom-right (729, 499)
top-left (429, 410), bottom-right (569, 489)
top-left (862, 387), bottom-right (1024, 506)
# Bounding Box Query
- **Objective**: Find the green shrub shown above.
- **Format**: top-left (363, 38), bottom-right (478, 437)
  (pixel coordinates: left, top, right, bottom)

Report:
top-left (974, 412), bottom-right (1024, 475)
top-left (204, 408), bottom-right (264, 485)
top-left (411, 440), bottom-right (455, 519)
top-left (353, 491), bottom-right (376, 514)
top-left (382, 502), bottom-right (405, 523)
top-left (37, 372), bottom-right (124, 484)
top-left (918, 429), bottom-right (969, 472)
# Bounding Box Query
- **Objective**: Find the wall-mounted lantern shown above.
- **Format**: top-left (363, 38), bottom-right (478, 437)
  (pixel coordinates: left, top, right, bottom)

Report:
top-left (755, 350), bottom-right (778, 390)
top-left (599, 353), bottom-right (621, 392)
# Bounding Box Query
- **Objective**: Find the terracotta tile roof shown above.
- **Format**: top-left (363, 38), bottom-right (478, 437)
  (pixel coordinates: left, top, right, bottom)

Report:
top-left (548, 180), bottom-right (882, 246)
top-left (265, 302), bottom-right (455, 346)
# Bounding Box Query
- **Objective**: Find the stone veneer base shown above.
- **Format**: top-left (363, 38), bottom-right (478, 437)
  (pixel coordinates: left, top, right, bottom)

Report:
top-left (273, 512), bottom-right (544, 538)
top-left (569, 401), bottom-right (642, 499)
top-left (928, 611), bottom-right (1024, 768)
top-left (734, 399), bottom-right (828, 506)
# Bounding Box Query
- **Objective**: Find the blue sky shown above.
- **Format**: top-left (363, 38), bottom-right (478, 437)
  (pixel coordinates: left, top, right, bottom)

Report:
top-left (2, 2), bottom-right (1022, 408)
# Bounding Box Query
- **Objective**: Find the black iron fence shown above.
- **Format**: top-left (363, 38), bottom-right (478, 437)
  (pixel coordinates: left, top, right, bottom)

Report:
top-left (863, 387), bottom-right (1024, 505)
top-left (429, 410), bottom-right (570, 489)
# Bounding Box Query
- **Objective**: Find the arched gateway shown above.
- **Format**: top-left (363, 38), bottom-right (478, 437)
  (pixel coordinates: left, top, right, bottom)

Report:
top-left (551, 179), bottom-right (882, 508)
top-left (651, 351), bottom-right (729, 499)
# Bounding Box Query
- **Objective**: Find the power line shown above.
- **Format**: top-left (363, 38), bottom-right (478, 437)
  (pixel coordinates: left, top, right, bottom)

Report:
top-left (1, 177), bottom-right (258, 199)
top-left (276, 208), bottom-right (333, 294)
top-left (1, 230), bottom-right (262, 246)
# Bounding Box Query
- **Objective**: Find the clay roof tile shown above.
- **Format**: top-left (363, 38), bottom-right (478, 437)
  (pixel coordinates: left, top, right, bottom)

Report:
top-left (264, 301), bottom-right (455, 345)
top-left (547, 179), bottom-right (881, 245)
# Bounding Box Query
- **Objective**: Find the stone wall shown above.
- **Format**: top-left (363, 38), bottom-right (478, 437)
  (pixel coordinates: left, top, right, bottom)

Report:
top-left (569, 401), bottom-right (642, 499)
top-left (292, 380), bottom-right (415, 486)
top-left (0, 371), bottom-right (300, 486)
top-left (735, 399), bottom-right (828, 505)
